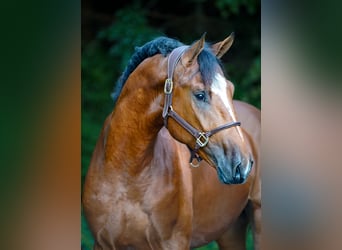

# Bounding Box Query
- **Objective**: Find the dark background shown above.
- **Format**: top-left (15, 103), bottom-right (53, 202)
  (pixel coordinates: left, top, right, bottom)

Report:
top-left (81, 0), bottom-right (260, 249)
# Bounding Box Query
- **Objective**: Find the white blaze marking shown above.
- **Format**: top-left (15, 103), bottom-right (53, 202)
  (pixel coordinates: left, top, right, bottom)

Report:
top-left (211, 73), bottom-right (244, 141)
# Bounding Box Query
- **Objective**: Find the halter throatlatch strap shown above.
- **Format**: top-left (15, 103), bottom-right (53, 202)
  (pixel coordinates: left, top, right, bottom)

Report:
top-left (162, 46), bottom-right (241, 167)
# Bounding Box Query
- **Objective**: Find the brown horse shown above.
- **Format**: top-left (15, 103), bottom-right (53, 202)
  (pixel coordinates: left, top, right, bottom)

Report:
top-left (82, 34), bottom-right (261, 250)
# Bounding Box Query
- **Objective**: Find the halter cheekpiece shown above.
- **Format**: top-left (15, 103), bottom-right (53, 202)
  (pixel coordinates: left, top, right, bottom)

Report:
top-left (162, 46), bottom-right (241, 167)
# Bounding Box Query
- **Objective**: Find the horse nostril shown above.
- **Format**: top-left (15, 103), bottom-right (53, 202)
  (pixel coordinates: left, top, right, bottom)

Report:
top-left (233, 162), bottom-right (242, 181)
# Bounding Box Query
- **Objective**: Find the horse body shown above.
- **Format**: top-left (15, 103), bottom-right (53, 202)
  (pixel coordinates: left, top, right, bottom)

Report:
top-left (83, 34), bottom-right (261, 250)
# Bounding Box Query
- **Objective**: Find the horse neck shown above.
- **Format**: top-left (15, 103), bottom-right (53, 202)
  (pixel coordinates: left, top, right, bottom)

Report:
top-left (105, 56), bottom-right (167, 174)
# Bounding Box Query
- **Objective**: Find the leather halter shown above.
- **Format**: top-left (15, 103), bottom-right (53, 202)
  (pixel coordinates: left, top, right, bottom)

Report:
top-left (162, 46), bottom-right (241, 167)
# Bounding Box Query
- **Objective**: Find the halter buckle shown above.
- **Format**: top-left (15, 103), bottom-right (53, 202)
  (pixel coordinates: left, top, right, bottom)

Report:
top-left (164, 78), bottom-right (173, 94)
top-left (196, 132), bottom-right (209, 147)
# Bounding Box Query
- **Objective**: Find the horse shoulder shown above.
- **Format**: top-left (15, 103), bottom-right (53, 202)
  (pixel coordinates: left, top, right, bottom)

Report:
top-left (137, 128), bottom-right (194, 245)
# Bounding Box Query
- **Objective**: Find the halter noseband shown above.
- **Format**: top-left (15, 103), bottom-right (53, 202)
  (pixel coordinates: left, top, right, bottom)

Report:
top-left (162, 46), bottom-right (241, 167)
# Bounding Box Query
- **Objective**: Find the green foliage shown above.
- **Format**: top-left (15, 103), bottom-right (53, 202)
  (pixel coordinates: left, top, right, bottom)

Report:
top-left (246, 226), bottom-right (254, 249)
top-left (98, 5), bottom-right (163, 71)
top-left (233, 55), bottom-right (261, 108)
top-left (194, 241), bottom-right (219, 250)
top-left (81, 211), bottom-right (94, 250)
top-left (81, 41), bottom-right (115, 188)
top-left (215, 0), bottom-right (259, 17)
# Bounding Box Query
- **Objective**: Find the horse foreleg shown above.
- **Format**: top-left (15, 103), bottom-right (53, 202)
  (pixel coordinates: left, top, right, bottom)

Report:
top-left (216, 212), bottom-right (249, 250)
top-left (246, 199), bottom-right (261, 250)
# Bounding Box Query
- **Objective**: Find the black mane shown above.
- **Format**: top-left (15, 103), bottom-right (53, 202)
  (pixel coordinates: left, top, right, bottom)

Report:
top-left (111, 37), bottom-right (183, 102)
top-left (111, 36), bottom-right (223, 104)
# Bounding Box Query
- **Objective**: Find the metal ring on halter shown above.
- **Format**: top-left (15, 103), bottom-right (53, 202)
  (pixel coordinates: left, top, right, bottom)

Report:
top-left (190, 158), bottom-right (200, 168)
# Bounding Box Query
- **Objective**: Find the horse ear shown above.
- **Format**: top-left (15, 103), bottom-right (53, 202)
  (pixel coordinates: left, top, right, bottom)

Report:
top-left (182, 33), bottom-right (206, 67)
top-left (212, 32), bottom-right (235, 59)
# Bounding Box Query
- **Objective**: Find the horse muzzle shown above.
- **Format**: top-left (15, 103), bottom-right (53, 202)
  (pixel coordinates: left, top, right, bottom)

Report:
top-left (209, 146), bottom-right (253, 184)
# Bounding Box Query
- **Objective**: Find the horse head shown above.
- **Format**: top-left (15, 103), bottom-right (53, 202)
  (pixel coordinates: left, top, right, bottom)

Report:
top-left (164, 33), bottom-right (253, 184)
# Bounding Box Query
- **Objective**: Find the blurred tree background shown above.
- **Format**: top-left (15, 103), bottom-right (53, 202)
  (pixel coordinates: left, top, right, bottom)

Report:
top-left (81, 0), bottom-right (260, 249)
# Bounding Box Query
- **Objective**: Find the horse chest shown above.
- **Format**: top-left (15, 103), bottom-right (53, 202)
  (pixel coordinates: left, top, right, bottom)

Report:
top-left (107, 178), bottom-right (180, 242)
top-left (100, 184), bottom-right (151, 246)
top-left (115, 201), bottom-right (149, 235)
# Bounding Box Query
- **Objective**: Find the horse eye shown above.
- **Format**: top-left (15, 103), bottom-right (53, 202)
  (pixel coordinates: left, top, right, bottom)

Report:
top-left (194, 92), bottom-right (206, 102)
